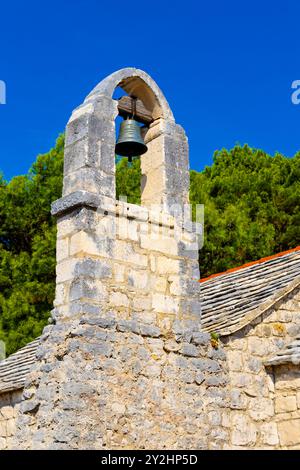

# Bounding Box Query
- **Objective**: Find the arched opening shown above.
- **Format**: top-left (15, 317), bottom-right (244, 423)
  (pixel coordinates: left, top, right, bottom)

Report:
top-left (112, 83), bottom-right (156, 206)
top-left (63, 68), bottom-right (188, 215)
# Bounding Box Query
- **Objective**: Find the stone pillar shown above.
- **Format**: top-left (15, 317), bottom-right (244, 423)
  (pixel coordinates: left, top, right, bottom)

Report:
top-left (141, 119), bottom-right (190, 212)
top-left (63, 97), bottom-right (118, 198)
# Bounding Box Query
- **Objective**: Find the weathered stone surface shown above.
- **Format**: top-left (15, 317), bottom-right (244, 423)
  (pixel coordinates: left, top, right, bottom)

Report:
top-left (275, 395), bottom-right (297, 413)
top-left (278, 419), bottom-right (300, 446)
top-left (260, 422), bottom-right (279, 446)
top-left (51, 191), bottom-right (100, 216)
top-left (231, 414), bottom-right (257, 446)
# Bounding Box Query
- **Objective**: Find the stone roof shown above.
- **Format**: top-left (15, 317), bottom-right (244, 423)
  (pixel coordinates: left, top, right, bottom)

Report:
top-left (0, 248), bottom-right (299, 394)
top-left (0, 339), bottom-right (40, 393)
top-left (201, 247), bottom-right (300, 336)
top-left (265, 335), bottom-right (300, 366)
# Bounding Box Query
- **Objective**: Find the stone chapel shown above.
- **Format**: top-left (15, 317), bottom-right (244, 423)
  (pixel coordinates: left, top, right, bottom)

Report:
top-left (0, 68), bottom-right (299, 450)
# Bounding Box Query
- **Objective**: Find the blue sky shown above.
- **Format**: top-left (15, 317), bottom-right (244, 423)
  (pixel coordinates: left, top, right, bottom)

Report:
top-left (0, 0), bottom-right (299, 179)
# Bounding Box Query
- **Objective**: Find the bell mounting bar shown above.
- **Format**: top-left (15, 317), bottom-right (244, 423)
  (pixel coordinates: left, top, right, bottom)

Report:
top-left (117, 96), bottom-right (153, 125)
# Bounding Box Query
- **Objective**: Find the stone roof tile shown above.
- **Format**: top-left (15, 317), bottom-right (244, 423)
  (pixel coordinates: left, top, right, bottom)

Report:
top-left (201, 247), bottom-right (300, 336)
top-left (0, 338), bottom-right (40, 393)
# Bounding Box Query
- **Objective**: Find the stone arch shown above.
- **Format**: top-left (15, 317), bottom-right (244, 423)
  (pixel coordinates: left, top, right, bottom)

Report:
top-left (84, 68), bottom-right (175, 122)
top-left (63, 68), bottom-right (189, 213)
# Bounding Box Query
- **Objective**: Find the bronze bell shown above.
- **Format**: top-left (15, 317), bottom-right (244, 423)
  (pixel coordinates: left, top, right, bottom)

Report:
top-left (115, 118), bottom-right (148, 163)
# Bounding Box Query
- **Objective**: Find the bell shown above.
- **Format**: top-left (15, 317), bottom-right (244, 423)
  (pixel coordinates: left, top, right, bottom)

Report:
top-left (115, 118), bottom-right (148, 162)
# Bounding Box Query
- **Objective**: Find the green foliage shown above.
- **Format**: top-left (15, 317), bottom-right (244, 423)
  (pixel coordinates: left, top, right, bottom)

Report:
top-left (0, 135), bottom-right (64, 355)
top-left (0, 139), bottom-right (299, 355)
top-left (190, 145), bottom-right (300, 276)
top-left (210, 331), bottom-right (219, 349)
top-left (115, 157), bottom-right (141, 205)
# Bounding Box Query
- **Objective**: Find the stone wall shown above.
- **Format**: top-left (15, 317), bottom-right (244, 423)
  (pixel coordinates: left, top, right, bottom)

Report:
top-left (13, 196), bottom-right (232, 449)
top-left (0, 390), bottom-right (22, 450)
top-left (223, 287), bottom-right (300, 449)
top-left (273, 365), bottom-right (300, 449)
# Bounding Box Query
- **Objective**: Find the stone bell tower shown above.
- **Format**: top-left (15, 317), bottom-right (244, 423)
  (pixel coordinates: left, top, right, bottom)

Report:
top-left (14, 69), bottom-right (229, 450)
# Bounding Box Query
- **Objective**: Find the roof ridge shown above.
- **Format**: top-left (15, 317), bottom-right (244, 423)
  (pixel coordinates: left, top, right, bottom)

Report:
top-left (200, 246), bottom-right (300, 284)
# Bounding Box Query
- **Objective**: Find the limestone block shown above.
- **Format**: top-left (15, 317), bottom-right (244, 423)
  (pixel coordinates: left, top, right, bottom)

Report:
top-left (57, 214), bottom-right (80, 239)
top-left (6, 419), bottom-right (16, 437)
top-left (56, 238), bottom-right (69, 262)
top-left (116, 217), bottom-right (139, 242)
top-left (142, 134), bottom-right (165, 171)
top-left (127, 252), bottom-right (148, 267)
top-left (231, 373), bottom-right (251, 389)
top-left (64, 138), bottom-right (89, 175)
top-left (54, 283), bottom-right (67, 307)
top-left (149, 254), bottom-right (156, 272)
top-left (163, 340), bottom-right (180, 353)
top-left (132, 311), bottom-right (156, 325)
top-left (74, 258), bottom-right (112, 279)
top-left (276, 310), bottom-right (294, 322)
top-left (156, 315), bottom-right (174, 332)
top-left (180, 343), bottom-right (199, 357)
top-left (168, 275), bottom-right (181, 295)
top-left (248, 337), bottom-right (269, 357)
top-left (132, 296), bottom-right (152, 311)
top-left (259, 422), bottom-right (279, 446)
top-left (70, 231), bottom-right (100, 257)
top-left (227, 337), bottom-right (245, 350)
top-left (70, 278), bottom-right (108, 302)
top-left (113, 264), bottom-right (126, 283)
top-left (56, 258), bottom-right (77, 284)
top-left (266, 373), bottom-right (275, 393)
top-left (156, 257), bottom-right (180, 275)
top-left (244, 376), bottom-right (270, 399)
top-left (114, 240), bottom-right (148, 267)
top-left (0, 437), bottom-right (6, 449)
top-left (63, 167), bottom-right (113, 196)
top-left (139, 324), bottom-right (160, 338)
top-left (230, 389), bottom-right (248, 410)
top-left (141, 167), bottom-right (165, 207)
top-left (65, 105), bottom-right (91, 145)
top-left (0, 421), bottom-right (6, 437)
top-left (0, 406), bottom-right (14, 420)
top-left (150, 275), bottom-right (167, 293)
top-left (231, 414), bottom-right (257, 446)
top-left (140, 234), bottom-right (178, 256)
top-left (281, 300), bottom-right (300, 312)
top-left (249, 398), bottom-right (274, 421)
top-left (275, 395), bottom-right (297, 413)
top-left (127, 269), bottom-right (149, 290)
top-left (110, 292), bottom-right (129, 308)
top-left (227, 350), bottom-right (244, 372)
top-left (275, 376), bottom-right (300, 391)
top-left (278, 419), bottom-right (300, 446)
top-left (95, 215), bottom-right (116, 240)
top-left (152, 294), bottom-right (179, 314)
top-left (120, 203), bottom-right (148, 223)
top-left (246, 357), bottom-right (262, 374)
top-left (143, 364), bottom-right (162, 377)
top-left (222, 412), bottom-right (230, 428)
